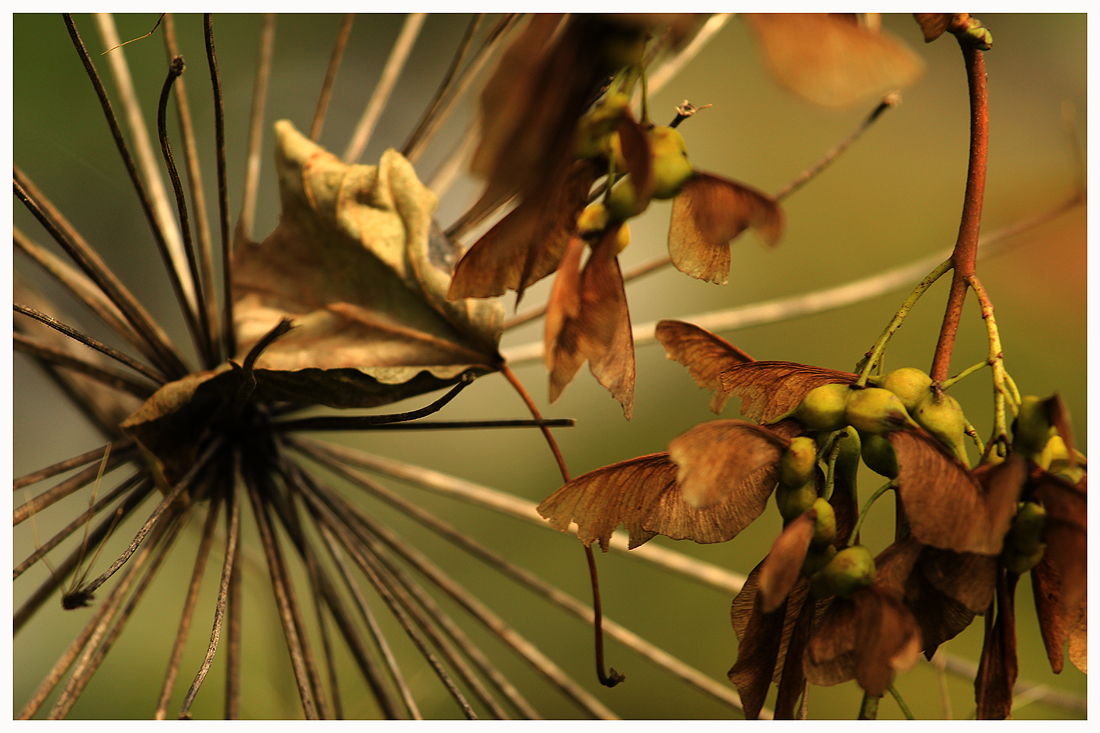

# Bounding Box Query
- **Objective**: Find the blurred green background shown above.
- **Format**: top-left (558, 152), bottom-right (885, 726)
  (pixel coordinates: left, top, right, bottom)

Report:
top-left (13, 14), bottom-right (1086, 719)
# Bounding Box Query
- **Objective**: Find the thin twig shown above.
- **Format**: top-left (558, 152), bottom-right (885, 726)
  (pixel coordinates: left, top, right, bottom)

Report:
top-left (155, 493), bottom-right (222, 719)
top-left (310, 14), bottom-right (355, 141)
top-left (14, 332), bottom-right (158, 399)
top-left (163, 13), bottom-right (219, 365)
top-left (14, 304), bottom-right (167, 383)
top-left (236, 14), bottom-right (275, 244)
top-left (343, 13), bottom-right (427, 164)
top-left (178, 459), bottom-right (240, 719)
top-left (13, 440), bottom-right (131, 491)
top-left (92, 13), bottom-right (193, 311)
top-left (14, 166), bottom-right (188, 378)
top-left (499, 190), bottom-right (1085, 367)
top-left (203, 14), bottom-right (236, 359)
top-left (13, 445), bottom-right (135, 526)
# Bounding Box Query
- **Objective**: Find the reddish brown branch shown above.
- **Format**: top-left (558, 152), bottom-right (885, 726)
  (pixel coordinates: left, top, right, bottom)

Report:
top-left (931, 40), bottom-right (989, 382)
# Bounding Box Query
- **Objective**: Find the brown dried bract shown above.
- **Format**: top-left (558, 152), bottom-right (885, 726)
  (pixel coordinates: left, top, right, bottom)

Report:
top-left (719, 361), bottom-right (856, 424)
top-left (655, 319), bottom-right (753, 413)
top-left (668, 172), bottom-right (783, 285)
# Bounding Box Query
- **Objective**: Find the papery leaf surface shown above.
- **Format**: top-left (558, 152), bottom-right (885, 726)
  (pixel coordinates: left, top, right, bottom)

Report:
top-left (667, 419), bottom-right (785, 511)
top-left (890, 430), bottom-right (1022, 554)
top-left (668, 172), bottom-right (783, 285)
top-left (744, 13), bottom-right (924, 108)
top-left (655, 319), bottom-right (753, 414)
top-left (232, 121), bottom-right (503, 408)
top-left (719, 361), bottom-right (856, 424)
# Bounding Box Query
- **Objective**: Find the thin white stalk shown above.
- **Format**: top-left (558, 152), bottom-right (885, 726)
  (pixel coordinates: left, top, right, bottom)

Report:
top-left (646, 14), bottom-right (734, 98)
top-left (237, 14), bottom-right (276, 243)
top-left (343, 13), bottom-right (427, 164)
top-left (93, 14), bottom-right (193, 310)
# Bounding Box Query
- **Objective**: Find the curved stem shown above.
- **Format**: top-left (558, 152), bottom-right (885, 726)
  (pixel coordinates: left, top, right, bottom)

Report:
top-left (848, 480), bottom-right (895, 547)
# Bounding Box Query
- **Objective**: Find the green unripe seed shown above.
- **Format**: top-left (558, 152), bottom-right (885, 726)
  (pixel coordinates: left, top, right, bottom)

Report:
top-left (1014, 396), bottom-right (1052, 457)
top-left (1002, 542), bottom-right (1045, 575)
top-left (775, 481), bottom-right (817, 523)
top-left (860, 432), bottom-right (899, 478)
top-left (880, 367), bottom-right (934, 413)
top-left (1007, 501), bottom-right (1046, 556)
top-left (779, 437), bottom-right (818, 489)
top-left (819, 544), bottom-right (876, 599)
top-left (802, 544), bottom-right (836, 579)
top-left (606, 178), bottom-right (646, 221)
top-left (913, 391), bottom-right (969, 461)
top-left (793, 383), bottom-right (851, 432)
top-left (648, 126), bottom-right (694, 199)
top-left (844, 387), bottom-right (914, 435)
top-left (810, 497), bottom-right (836, 548)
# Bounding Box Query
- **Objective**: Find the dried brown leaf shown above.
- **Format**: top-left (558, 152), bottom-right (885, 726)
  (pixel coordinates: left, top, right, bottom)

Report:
top-left (448, 160), bottom-right (599, 301)
top-left (232, 121), bottom-right (503, 407)
top-left (975, 573), bottom-right (1019, 719)
top-left (668, 172), bottom-right (783, 285)
top-left (913, 13), bottom-right (952, 43)
top-left (1032, 555), bottom-right (1070, 674)
top-left (667, 419), bottom-right (785, 510)
top-left (889, 430), bottom-right (1023, 555)
top-left (1067, 600), bottom-right (1087, 673)
top-left (728, 584), bottom-right (790, 719)
top-left (719, 361), bottom-right (856, 424)
top-left (744, 13), bottom-right (924, 108)
top-left (655, 319), bottom-right (753, 413)
top-left (537, 453), bottom-right (674, 551)
top-left (615, 110), bottom-right (655, 211)
top-left (759, 510), bottom-right (815, 613)
top-left (1033, 471), bottom-right (1087, 614)
top-left (544, 228), bottom-right (635, 417)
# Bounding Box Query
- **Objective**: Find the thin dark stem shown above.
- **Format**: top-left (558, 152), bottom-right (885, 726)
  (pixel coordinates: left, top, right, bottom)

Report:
top-left (61, 14), bottom-right (194, 376)
top-left (14, 332), bottom-right (158, 398)
top-left (155, 492), bottom-right (222, 719)
top-left (13, 445), bottom-right (135, 526)
top-left (233, 317), bottom-right (293, 411)
top-left (14, 304), bottom-right (167, 383)
top-left (179, 461), bottom-right (240, 719)
top-left (276, 417), bottom-right (574, 432)
top-left (163, 13), bottom-right (219, 365)
top-left (13, 441), bottom-right (131, 491)
top-left (68, 441), bottom-right (216, 602)
top-left (224, 494), bottom-right (243, 720)
top-left (237, 13), bottom-right (275, 243)
top-left (49, 512), bottom-right (186, 720)
top-left (931, 41), bottom-right (988, 383)
top-left (13, 167), bottom-right (188, 378)
top-left (500, 363), bottom-right (621, 687)
top-left (203, 14), bottom-right (236, 360)
top-left (14, 472), bottom-right (146, 580)
top-left (243, 465), bottom-right (319, 719)
top-left (158, 54), bottom-right (217, 368)
top-left (401, 13), bottom-right (483, 163)
top-left (858, 691), bottom-right (881, 720)
top-left (310, 14), bottom-right (355, 141)
top-left (13, 479), bottom-right (155, 633)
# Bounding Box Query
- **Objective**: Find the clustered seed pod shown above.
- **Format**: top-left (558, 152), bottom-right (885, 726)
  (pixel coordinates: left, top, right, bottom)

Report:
top-left (1013, 395), bottom-right (1053, 458)
top-left (1002, 501), bottom-right (1047, 574)
top-left (860, 432), bottom-right (899, 478)
top-left (844, 387), bottom-right (914, 434)
top-left (811, 544), bottom-right (876, 599)
top-left (647, 126), bottom-right (694, 199)
top-left (879, 367), bottom-right (934, 413)
top-left (913, 390), bottom-right (969, 462)
top-left (792, 383), bottom-right (851, 432)
top-left (775, 480), bottom-right (817, 523)
top-left (779, 436), bottom-right (817, 488)
top-left (809, 497), bottom-right (836, 548)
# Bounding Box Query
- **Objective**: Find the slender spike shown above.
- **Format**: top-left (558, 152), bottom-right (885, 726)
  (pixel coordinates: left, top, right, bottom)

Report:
top-left (297, 465), bottom-right (614, 719)
top-left (69, 441), bottom-right (216, 601)
top-left (257, 472), bottom-right (332, 719)
top-left (48, 511), bottom-right (186, 719)
top-left (310, 14), bottom-right (355, 141)
top-left (223, 490), bottom-right (242, 720)
top-left (157, 54), bottom-right (218, 367)
top-left (277, 418), bottom-right (574, 432)
top-left (14, 472), bottom-right (146, 579)
top-left (287, 466), bottom-right (417, 719)
top-left (92, 13), bottom-right (194, 310)
top-left (14, 304), bottom-right (167, 383)
top-left (14, 228), bottom-right (146, 358)
top-left (13, 447), bottom-right (135, 526)
top-left (14, 166), bottom-right (188, 378)
top-left (13, 440), bottom-right (131, 491)
top-left (236, 13), bottom-right (275, 244)
top-left (163, 13), bottom-right (219, 364)
top-left (202, 14), bottom-right (235, 359)
top-left (178, 461), bottom-right (240, 719)
top-left (292, 472), bottom-right (475, 719)
top-left (401, 14), bottom-right (483, 164)
top-left (242, 466), bottom-right (318, 719)
top-left (155, 493), bottom-right (223, 719)
top-left (13, 479), bottom-right (155, 632)
top-left (14, 332), bottom-right (158, 399)
top-left (343, 13), bottom-right (427, 164)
